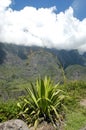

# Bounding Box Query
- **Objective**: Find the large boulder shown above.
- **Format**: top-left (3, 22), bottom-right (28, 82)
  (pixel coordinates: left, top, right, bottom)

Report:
top-left (0, 119), bottom-right (29, 130)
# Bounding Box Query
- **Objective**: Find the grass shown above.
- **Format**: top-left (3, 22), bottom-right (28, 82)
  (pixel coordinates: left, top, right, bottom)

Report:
top-left (63, 81), bottom-right (86, 130)
top-left (65, 109), bottom-right (86, 130)
top-left (0, 100), bottom-right (18, 122)
top-left (0, 78), bottom-right (86, 130)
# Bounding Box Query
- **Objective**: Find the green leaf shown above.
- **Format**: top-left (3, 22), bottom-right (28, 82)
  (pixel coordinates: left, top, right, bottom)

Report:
top-left (17, 102), bottom-right (22, 109)
top-left (51, 105), bottom-right (60, 119)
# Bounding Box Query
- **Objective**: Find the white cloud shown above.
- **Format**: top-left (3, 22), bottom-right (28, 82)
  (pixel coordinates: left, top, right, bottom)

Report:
top-left (0, 0), bottom-right (86, 52)
top-left (0, 0), bottom-right (11, 11)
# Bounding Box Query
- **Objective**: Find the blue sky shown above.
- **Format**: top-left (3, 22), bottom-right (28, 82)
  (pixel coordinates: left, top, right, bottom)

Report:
top-left (11, 0), bottom-right (86, 20)
top-left (12, 0), bottom-right (73, 12)
top-left (0, 0), bottom-right (86, 52)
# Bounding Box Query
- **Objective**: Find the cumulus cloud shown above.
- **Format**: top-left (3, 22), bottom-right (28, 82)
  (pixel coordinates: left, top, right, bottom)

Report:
top-left (0, 0), bottom-right (11, 10)
top-left (0, 0), bottom-right (86, 52)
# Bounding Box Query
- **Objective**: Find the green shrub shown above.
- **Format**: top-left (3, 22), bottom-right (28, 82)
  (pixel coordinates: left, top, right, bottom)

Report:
top-left (64, 81), bottom-right (86, 91)
top-left (17, 76), bottom-right (68, 128)
top-left (0, 100), bottom-right (18, 122)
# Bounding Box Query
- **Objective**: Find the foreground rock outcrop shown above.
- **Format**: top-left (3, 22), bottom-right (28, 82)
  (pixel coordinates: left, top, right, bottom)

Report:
top-left (0, 119), bottom-right (29, 130)
top-left (0, 119), bottom-right (64, 130)
top-left (30, 121), bottom-right (56, 130)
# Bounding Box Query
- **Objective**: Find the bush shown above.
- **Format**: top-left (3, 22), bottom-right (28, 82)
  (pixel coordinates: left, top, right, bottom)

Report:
top-left (17, 76), bottom-right (68, 128)
top-left (0, 100), bottom-right (18, 122)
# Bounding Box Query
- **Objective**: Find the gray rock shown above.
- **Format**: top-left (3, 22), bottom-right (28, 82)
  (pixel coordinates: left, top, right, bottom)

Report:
top-left (30, 121), bottom-right (56, 130)
top-left (80, 126), bottom-right (86, 130)
top-left (30, 121), bottom-right (64, 130)
top-left (0, 119), bottom-right (29, 130)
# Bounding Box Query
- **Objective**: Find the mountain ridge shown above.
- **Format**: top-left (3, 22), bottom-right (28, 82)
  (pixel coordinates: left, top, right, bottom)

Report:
top-left (0, 42), bottom-right (86, 82)
top-left (0, 42), bottom-right (86, 100)
top-left (0, 42), bottom-right (86, 67)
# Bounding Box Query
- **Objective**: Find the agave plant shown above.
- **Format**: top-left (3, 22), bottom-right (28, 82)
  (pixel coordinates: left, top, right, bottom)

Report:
top-left (17, 76), bottom-right (68, 128)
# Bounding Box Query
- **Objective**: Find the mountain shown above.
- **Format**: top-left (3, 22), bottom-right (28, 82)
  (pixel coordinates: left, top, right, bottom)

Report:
top-left (0, 43), bottom-right (63, 81)
top-left (0, 43), bottom-right (86, 79)
top-left (65, 65), bottom-right (86, 80)
top-left (46, 48), bottom-right (86, 68)
top-left (0, 43), bottom-right (86, 100)
top-left (0, 43), bottom-right (86, 66)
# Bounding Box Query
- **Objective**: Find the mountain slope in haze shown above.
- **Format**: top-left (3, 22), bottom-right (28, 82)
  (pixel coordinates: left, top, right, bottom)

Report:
top-left (0, 43), bottom-right (86, 100)
top-left (24, 50), bottom-right (63, 82)
top-left (0, 42), bottom-right (86, 82)
top-left (0, 43), bottom-right (63, 100)
top-left (0, 42), bottom-right (86, 67)
top-left (47, 48), bottom-right (86, 68)
top-left (65, 65), bottom-right (86, 80)
top-left (0, 43), bottom-right (63, 81)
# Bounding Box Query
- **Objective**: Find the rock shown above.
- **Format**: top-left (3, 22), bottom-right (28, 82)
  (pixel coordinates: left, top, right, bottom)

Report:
top-left (80, 99), bottom-right (86, 107)
top-left (30, 121), bottom-right (56, 130)
top-left (0, 120), bottom-right (64, 130)
top-left (30, 121), bottom-right (64, 130)
top-left (0, 119), bottom-right (29, 130)
top-left (80, 126), bottom-right (86, 130)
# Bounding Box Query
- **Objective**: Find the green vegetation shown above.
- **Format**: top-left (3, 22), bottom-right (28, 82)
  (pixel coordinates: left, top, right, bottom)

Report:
top-left (0, 43), bottom-right (86, 129)
top-left (63, 81), bottom-right (86, 130)
top-left (65, 109), bottom-right (86, 130)
top-left (0, 78), bottom-right (86, 130)
top-left (65, 65), bottom-right (86, 81)
top-left (0, 100), bottom-right (18, 122)
top-left (17, 77), bottom-right (68, 129)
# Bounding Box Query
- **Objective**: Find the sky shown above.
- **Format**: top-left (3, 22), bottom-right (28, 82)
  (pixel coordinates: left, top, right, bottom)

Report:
top-left (0, 0), bottom-right (86, 53)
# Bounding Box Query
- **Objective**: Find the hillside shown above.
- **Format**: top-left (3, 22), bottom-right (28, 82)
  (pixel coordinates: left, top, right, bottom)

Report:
top-left (0, 43), bottom-right (63, 80)
top-left (0, 43), bottom-right (86, 100)
top-left (65, 65), bottom-right (86, 80)
top-left (0, 43), bottom-right (86, 81)
top-left (0, 43), bottom-right (86, 66)
top-left (0, 43), bottom-right (62, 100)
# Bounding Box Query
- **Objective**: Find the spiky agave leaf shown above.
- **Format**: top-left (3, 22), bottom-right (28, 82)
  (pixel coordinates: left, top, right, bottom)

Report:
top-left (17, 76), bottom-right (69, 127)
